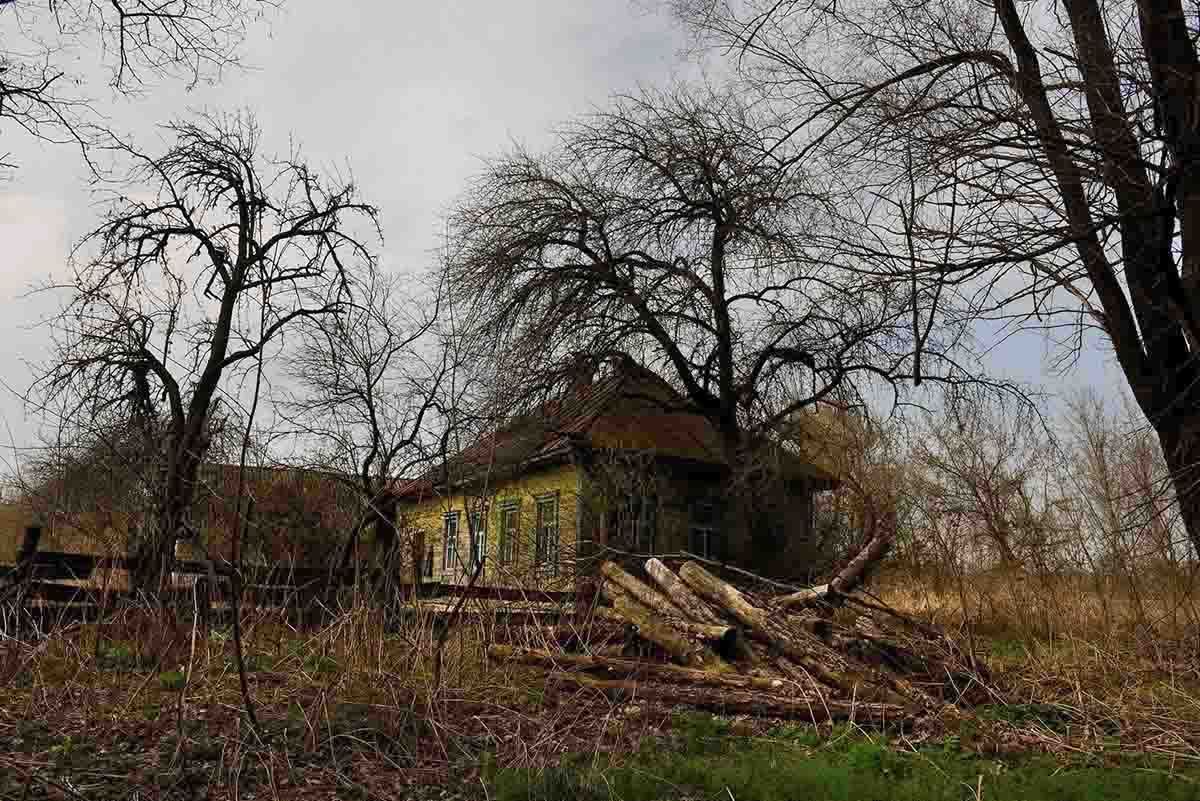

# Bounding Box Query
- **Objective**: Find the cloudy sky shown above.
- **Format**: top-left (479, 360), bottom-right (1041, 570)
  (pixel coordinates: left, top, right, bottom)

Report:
top-left (0, 0), bottom-right (1118, 463)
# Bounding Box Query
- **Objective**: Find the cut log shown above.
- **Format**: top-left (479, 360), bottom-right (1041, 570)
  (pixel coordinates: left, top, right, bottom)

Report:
top-left (776, 584), bottom-right (831, 610)
top-left (593, 605), bottom-right (627, 624)
top-left (601, 581), bottom-right (738, 643)
top-left (643, 558), bottom-right (723, 625)
top-left (600, 582), bottom-right (723, 669)
top-left (678, 562), bottom-right (853, 673)
top-left (677, 561), bottom-right (770, 631)
top-left (549, 674), bottom-right (907, 725)
top-left (487, 645), bottom-right (792, 692)
top-left (591, 585), bottom-right (743, 656)
top-left (600, 561), bottom-right (685, 619)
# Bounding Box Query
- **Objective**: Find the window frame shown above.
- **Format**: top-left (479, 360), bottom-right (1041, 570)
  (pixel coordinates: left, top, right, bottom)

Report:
top-left (467, 506), bottom-right (488, 573)
top-left (442, 511), bottom-right (461, 572)
top-left (497, 500), bottom-right (520, 566)
top-left (613, 493), bottom-right (657, 555)
top-left (633, 494), bottom-right (657, 555)
top-left (534, 493), bottom-right (560, 575)
top-left (688, 500), bottom-right (722, 560)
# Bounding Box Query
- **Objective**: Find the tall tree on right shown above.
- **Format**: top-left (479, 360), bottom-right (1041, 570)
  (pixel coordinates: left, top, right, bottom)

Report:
top-left (674, 0), bottom-right (1200, 555)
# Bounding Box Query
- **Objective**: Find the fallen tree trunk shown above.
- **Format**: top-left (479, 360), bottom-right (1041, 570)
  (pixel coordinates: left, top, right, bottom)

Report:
top-left (600, 561), bottom-right (686, 620)
top-left (779, 509), bottom-right (894, 609)
top-left (550, 673), bottom-right (907, 725)
top-left (488, 645), bottom-right (790, 692)
top-left (677, 560), bottom-right (770, 630)
top-left (600, 582), bottom-right (723, 669)
top-left (677, 561), bottom-right (821, 663)
top-left (600, 582), bottom-right (737, 641)
top-left (772, 655), bottom-right (852, 695)
top-left (643, 558), bottom-right (723, 625)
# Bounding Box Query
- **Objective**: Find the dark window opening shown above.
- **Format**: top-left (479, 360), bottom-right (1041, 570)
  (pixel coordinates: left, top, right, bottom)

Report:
top-left (689, 500), bottom-right (723, 560)
top-left (612, 493), bottom-right (657, 554)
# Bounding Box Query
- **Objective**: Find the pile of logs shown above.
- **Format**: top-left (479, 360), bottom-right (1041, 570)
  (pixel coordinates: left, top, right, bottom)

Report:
top-left (488, 558), bottom-right (988, 726)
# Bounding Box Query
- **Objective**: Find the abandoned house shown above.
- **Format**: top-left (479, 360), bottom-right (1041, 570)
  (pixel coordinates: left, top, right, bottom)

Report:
top-left (393, 358), bottom-right (839, 589)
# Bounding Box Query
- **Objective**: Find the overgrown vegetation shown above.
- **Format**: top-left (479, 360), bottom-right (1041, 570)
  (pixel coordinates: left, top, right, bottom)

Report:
top-left (1, 565), bottom-right (1200, 799)
top-left (6, 0), bottom-right (1200, 796)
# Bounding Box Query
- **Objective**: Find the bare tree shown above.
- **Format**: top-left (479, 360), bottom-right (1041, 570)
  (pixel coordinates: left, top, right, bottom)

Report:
top-left (285, 266), bottom-right (451, 583)
top-left (445, 86), bottom-right (990, 564)
top-left (674, 0), bottom-right (1200, 557)
top-left (910, 392), bottom-right (1066, 570)
top-left (1, 0), bottom-right (276, 170)
top-left (30, 112), bottom-right (380, 596)
top-left (1061, 390), bottom-right (1189, 576)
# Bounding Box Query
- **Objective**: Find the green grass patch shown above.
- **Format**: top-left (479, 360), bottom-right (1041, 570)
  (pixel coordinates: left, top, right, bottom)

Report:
top-left (487, 714), bottom-right (1200, 801)
top-left (158, 669), bottom-right (187, 691)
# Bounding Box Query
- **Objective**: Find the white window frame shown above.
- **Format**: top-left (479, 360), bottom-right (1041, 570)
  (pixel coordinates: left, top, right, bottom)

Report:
top-left (498, 501), bottom-right (520, 565)
top-left (534, 493), bottom-right (560, 575)
top-left (467, 507), bottom-right (488, 573)
top-left (442, 511), bottom-right (461, 572)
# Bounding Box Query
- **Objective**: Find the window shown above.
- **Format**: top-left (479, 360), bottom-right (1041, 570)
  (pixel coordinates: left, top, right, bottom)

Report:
top-left (442, 511), bottom-right (460, 570)
top-left (498, 502), bottom-right (520, 565)
top-left (467, 508), bottom-right (488, 572)
top-left (535, 494), bottom-right (559, 574)
top-left (613, 494), bottom-right (657, 554)
top-left (689, 501), bottom-right (723, 559)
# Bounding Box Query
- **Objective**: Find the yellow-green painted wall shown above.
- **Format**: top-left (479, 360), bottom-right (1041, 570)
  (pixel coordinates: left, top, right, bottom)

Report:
top-left (397, 461), bottom-right (580, 591)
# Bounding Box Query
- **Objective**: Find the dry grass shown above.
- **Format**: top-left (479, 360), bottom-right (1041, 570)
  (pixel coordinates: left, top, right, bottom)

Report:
top-left (877, 569), bottom-right (1200, 761)
top-left (0, 592), bottom-right (659, 799)
top-left (6, 566), bottom-right (1200, 797)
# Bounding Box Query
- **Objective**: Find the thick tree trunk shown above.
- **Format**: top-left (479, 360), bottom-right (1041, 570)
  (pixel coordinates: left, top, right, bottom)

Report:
top-left (370, 492), bottom-right (402, 605)
top-left (134, 490), bottom-right (188, 599)
top-left (131, 432), bottom-right (208, 600)
top-left (372, 492), bottom-right (399, 561)
top-left (1159, 420), bottom-right (1200, 558)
